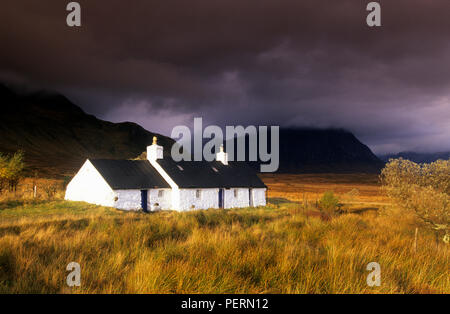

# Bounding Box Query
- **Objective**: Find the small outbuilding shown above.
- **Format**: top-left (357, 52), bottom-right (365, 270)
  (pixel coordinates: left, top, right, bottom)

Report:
top-left (65, 138), bottom-right (267, 211)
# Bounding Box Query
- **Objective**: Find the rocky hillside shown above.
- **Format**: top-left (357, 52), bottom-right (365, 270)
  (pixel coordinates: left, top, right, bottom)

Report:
top-left (241, 128), bottom-right (384, 173)
top-left (0, 83), bottom-right (173, 177)
top-left (0, 83), bottom-right (384, 177)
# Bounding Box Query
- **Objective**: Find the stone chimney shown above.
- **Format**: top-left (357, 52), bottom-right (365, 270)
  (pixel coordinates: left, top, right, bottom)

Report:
top-left (147, 136), bottom-right (163, 161)
top-left (216, 144), bottom-right (228, 165)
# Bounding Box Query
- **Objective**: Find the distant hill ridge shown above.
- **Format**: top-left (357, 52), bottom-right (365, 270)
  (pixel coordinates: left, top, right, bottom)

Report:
top-left (0, 83), bottom-right (384, 177)
top-left (0, 83), bottom-right (174, 177)
top-left (379, 151), bottom-right (450, 164)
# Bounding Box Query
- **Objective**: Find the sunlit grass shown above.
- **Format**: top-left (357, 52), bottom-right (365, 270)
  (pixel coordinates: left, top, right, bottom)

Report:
top-left (0, 198), bottom-right (448, 294)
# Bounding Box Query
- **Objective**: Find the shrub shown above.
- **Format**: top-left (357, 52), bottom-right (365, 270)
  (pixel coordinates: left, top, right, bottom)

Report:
top-left (381, 158), bottom-right (450, 242)
top-left (318, 191), bottom-right (340, 215)
top-left (42, 182), bottom-right (59, 199)
top-left (0, 151), bottom-right (25, 192)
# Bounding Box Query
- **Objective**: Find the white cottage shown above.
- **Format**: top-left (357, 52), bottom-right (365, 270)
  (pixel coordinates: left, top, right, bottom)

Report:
top-left (65, 138), bottom-right (267, 211)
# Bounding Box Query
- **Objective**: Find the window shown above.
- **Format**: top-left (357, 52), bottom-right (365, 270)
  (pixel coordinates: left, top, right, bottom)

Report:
top-left (196, 190), bottom-right (201, 199)
top-left (158, 190), bottom-right (164, 198)
top-left (234, 189), bottom-right (238, 198)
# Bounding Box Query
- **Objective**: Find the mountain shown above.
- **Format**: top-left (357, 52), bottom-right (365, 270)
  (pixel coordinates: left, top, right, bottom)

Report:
top-left (379, 151), bottom-right (450, 163)
top-left (239, 128), bottom-right (384, 173)
top-left (277, 128), bottom-right (384, 173)
top-left (0, 83), bottom-right (384, 177)
top-left (0, 83), bottom-right (174, 177)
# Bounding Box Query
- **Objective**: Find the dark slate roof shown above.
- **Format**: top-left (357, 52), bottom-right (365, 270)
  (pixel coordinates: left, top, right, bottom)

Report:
top-left (89, 159), bottom-right (170, 190)
top-left (155, 158), bottom-right (267, 189)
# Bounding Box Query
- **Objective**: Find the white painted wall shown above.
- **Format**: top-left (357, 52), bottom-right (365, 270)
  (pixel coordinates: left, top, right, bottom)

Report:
top-left (251, 188), bottom-right (267, 207)
top-left (179, 188), bottom-right (219, 211)
top-left (148, 189), bottom-right (172, 210)
top-left (114, 190), bottom-right (142, 211)
top-left (65, 160), bottom-right (115, 207)
top-left (176, 188), bottom-right (266, 211)
top-left (114, 189), bottom-right (174, 211)
top-left (224, 188), bottom-right (249, 209)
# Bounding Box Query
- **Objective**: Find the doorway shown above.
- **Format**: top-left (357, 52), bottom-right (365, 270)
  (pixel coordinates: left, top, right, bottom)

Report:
top-left (218, 188), bottom-right (224, 208)
top-left (141, 190), bottom-right (148, 212)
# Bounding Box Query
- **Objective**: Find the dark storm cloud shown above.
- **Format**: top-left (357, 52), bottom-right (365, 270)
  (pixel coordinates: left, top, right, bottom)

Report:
top-left (1, 0), bottom-right (449, 153)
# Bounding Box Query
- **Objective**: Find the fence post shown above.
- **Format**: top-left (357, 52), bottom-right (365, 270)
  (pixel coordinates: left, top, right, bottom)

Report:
top-left (414, 227), bottom-right (418, 253)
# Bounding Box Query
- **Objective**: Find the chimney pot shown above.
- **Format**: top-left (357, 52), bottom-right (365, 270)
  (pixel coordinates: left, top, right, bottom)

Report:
top-left (216, 145), bottom-right (228, 165)
top-left (147, 138), bottom-right (163, 161)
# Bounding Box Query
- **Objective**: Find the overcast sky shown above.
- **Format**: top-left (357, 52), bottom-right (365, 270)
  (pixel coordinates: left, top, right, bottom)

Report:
top-left (1, 0), bottom-right (449, 154)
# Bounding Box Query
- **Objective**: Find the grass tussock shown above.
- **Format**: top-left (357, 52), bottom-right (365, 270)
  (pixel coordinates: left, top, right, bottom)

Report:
top-left (0, 199), bottom-right (448, 294)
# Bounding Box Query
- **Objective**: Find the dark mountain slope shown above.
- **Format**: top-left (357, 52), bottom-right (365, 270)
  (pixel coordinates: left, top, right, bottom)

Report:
top-left (238, 128), bottom-right (384, 173)
top-left (0, 83), bottom-right (173, 177)
top-left (0, 83), bottom-right (384, 177)
top-left (275, 128), bottom-right (384, 173)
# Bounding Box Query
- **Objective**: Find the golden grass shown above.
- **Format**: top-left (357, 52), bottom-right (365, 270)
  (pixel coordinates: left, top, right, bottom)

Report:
top-left (0, 174), bottom-right (448, 294)
top-left (261, 173), bottom-right (390, 205)
top-left (0, 177), bottom-right (65, 202)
